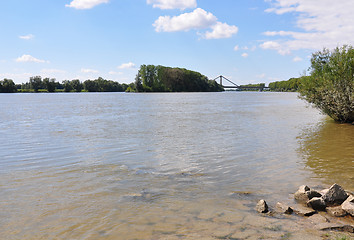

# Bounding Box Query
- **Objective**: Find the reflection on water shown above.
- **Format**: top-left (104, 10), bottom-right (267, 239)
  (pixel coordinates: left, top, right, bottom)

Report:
top-left (299, 120), bottom-right (354, 191)
top-left (0, 92), bottom-right (352, 239)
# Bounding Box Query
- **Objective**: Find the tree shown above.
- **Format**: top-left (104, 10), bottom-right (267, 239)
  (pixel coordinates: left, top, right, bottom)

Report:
top-left (71, 79), bottom-right (83, 92)
top-left (299, 45), bottom-right (354, 123)
top-left (0, 79), bottom-right (17, 93)
top-left (43, 78), bottom-right (56, 92)
top-left (63, 80), bottom-right (73, 92)
top-left (29, 76), bottom-right (42, 92)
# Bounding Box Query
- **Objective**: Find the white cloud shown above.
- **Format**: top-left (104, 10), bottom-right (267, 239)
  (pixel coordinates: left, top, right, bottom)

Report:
top-left (256, 73), bottom-right (266, 78)
top-left (204, 22), bottom-right (238, 39)
top-left (153, 8), bottom-right (217, 32)
top-left (260, 41), bottom-right (290, 55)
top-left (233, 45), bottom-right (239, 51)
top-left (118, 62), bottom-right (136, 69)
top-left (40, 69), bottom-right (67, 74)
top-left (81, 68), bottom-right (99, 73)
top-left (65, 0), bottom-right (109, 9)
top-left (19, 34), bottom-right (34, 40)
top-left (293, 56), bottom-right (303, 62)
top-left (147, 0), bottom-right (197, 10)
top-left (262, 0), bottom-right (354, 54)
top-left (15, 54), bottom-right (47, 63)
top-left (153, 8), bottom-right (238, 39)
top-left (108, 71), bottom-right (123, 75)
top-left (241, 53), bottom-right (249, 58)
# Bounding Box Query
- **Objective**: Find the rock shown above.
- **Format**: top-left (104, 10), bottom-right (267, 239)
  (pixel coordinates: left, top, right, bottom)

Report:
top-left (293, 205), bottom-right (317, 216)
top-left (315, 223), bottom-right (354, 233)
top-left (306, 190), bottom-right (322, 199)
top-left (341, 195), bottom-right (354, 216)
top-left (256, 199), bottom-right (268, 213)
top-left (320, 189), bottom-right (329, 196)
top-left (307, 197), bottom-right (326, 211)
top-left (322, 183), bottom-right (348, 205)
top-left (294, 185), bottom-right (311, 203)
top-left (308, 214), bottom-right (329, 224)
top-left (326, 206), bottom-right (348, 217)
top-left (275, 202), bottom-right (293, 214)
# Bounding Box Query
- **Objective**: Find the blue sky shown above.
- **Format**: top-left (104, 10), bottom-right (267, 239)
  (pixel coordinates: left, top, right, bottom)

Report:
top-left (1, 0), bottom-right (353, 85)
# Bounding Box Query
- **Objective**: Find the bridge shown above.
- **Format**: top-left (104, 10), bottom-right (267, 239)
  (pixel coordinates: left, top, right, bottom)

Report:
top-left (213, 75), bottom-right (269, 91)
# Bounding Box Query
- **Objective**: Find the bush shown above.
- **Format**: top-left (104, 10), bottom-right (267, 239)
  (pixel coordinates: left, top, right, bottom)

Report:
top-left (299, 45), bottom-right (354, 123)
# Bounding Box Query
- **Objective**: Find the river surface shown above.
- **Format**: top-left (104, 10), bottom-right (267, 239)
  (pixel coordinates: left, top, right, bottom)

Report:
top-left (0, 92), bottom-right (353, 239)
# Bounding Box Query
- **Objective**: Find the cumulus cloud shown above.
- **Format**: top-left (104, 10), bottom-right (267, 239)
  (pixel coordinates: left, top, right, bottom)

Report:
top-left (65, 0), bottom-right (109, 9)
top-left (293, 56), bottom-right (303, 62)
top-left (241, 53), bottom-right (249, 58)
top-left (262, 0), bottom-right (354, 54)
top-left (19, 34), bottom-right (34, 40)
top-left (81, 68), bottom-right (99, 73)
top-left (204, 22), bottom-right (238, 39)
top-left (233, 45), bottom-right (239, 51)
top-left (153, 8), bottom-right (217, 32)
top-left (153, 8), bottom-right (238, 39)
top-left (118, 62), bottom-right (136, 69)
top-left (16, 54), bottom-right (47, 63)
top-left (147, 0), bottom-right (197, 10)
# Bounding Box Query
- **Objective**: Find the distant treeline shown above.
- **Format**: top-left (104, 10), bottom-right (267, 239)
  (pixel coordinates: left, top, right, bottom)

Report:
top-left (1, 66), bottom-right (223, 93)
top-left (268, 77), bottom-right (308, 92)
top-left (0, 76), bottom-right (132, 93)
top-left (132, 65), bottom-right (223, 92)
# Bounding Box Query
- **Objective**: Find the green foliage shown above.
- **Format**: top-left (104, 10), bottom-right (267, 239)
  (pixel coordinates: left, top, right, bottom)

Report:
top-left (84, 77), bottom-right (127, 92)
top-left (299, 45), bottom-right (354, 123)
top-left (29, 76), bottom-right (43, 92)
top-left (134, 64), bottom-right (223, 92)
top-left (0, 78), bottom-right (17, 93)
top-left (43, 78), bottom-right (57, 92)
top-left (269, 77), bottom-right (304, 92)
top-left (239, 83), bottom-right (266, 91)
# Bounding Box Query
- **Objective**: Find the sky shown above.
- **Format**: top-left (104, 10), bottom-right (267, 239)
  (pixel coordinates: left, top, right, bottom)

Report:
top-left (1, 0), bottom-right (354, 85)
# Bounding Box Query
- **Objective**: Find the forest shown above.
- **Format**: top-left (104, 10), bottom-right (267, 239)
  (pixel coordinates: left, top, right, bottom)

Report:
top-left (132, 65), bottom-right (223, 92)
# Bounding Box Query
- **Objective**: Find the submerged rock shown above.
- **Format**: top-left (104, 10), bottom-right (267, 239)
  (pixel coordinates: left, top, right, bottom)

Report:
top-left (315, 223), bottom-right (354, 233)
top-left (292, 206), bottom-right (317, 216)
top-left (256, 199), bottom-right (269, 213)
top-left (341, 195), bottom-right (354, 216)
top-left (275, 202), bottom-right (293, 214)
top-left (326, 206), bottom-right (348, 217)
top-left (322, 183), bottom-right (348, 205)
top-left (308, 214), bottom-right (329, 224)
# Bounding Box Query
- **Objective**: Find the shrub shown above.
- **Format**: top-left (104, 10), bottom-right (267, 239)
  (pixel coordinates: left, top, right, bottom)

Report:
top-left (299, 45), bottom-right (354, 123)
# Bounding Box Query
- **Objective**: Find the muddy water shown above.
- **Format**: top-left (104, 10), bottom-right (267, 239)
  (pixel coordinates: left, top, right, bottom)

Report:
top-left (0, 92), bottom-right (353, 239)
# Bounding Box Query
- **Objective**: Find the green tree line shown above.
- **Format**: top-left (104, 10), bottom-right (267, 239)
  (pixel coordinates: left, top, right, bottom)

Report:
top-left (4, 76), bottom-right (130, 93)
top-left (268, 77), bottom-right (307, 92)
top-left (132, 65), bottom-right (223, 92)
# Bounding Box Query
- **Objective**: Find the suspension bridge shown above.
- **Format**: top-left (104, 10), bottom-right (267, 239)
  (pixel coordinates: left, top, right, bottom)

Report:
top-left (213, 75), bottom-right (269, 91)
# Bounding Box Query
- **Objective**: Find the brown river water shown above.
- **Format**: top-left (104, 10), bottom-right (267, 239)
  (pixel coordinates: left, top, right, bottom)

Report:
top-left (0, 92), bottom-right (353, 239)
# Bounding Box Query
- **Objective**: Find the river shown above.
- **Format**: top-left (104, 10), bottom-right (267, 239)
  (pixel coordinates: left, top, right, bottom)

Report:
top-left (0, 92), bottom-right (353, 239)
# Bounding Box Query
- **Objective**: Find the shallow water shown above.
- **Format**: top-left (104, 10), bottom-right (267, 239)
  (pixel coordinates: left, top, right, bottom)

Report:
top-left (0, 92), bottom-right (353, 239)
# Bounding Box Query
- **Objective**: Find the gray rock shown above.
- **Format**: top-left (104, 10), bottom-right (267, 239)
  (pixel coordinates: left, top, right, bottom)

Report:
top-left (294, 185), bottom-right (311, 203)
top-left (275, 202), bottom-right (293, 214)
top-left (306, 190), bottom-right (322, 199)
top-left (341, 195), bottom-right (354, 216)
top-left (322, 183), bottom-right (348, 205)
top-left (315, 223), bottom-right (354, 233)
top-left (256, 199), bottom-right (268, 213)
top-left (326, 206), bottom-right (348, 217)
top-left (307, 197), bottom-right (326, 211)
top-left (293, 205), bottom-right (317, 216)
top-left (308, 214), bottom-right (329, 224)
